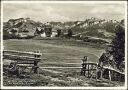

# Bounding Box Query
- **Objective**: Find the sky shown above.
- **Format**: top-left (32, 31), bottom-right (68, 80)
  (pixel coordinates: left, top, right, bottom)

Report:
top-left (2, 2), bottom-right (126, 22)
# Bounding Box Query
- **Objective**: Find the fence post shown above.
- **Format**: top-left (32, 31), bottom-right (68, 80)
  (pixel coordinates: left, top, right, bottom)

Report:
top-left (81, 56), bottom-right (88, 76)
top-left (109, 70), bottom-right (112, 81)
top-left (33, 61), bottom-right (38, 73)
top-left (100, 69), bottom-right (103, 79)
top-left (33, 50), bottom-right (40, 74)
top-left (88, 64), bottom-right (90, 78)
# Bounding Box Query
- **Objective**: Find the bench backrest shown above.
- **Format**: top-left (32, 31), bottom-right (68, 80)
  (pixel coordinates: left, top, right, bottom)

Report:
top-left (3, 50), bottom-right (42, 64)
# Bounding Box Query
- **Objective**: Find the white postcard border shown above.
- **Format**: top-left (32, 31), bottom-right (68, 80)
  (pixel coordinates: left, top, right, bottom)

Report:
top-left (1, 1), bottom-right (127, 89)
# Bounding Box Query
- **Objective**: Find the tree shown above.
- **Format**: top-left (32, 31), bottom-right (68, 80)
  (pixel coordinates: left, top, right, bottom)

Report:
top-left (57, 29), bottom-right (61, 37)
top-left (67, 29), bottom-right (73, 38)
top-left (3, 30), bottom-right (10, 39)
top-left (111, 20), bottom-right (125, 70)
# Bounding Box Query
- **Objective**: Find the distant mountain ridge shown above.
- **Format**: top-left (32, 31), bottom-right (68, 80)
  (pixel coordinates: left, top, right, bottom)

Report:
top-left (3, 17), bottom-right (120, 41)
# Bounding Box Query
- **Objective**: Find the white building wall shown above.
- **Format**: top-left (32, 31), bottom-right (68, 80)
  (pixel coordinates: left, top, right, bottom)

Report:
top-left (41, 33), bottom-right (46, 37)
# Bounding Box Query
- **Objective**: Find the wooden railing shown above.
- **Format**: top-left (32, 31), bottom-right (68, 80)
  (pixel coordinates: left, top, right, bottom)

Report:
top-left (81, 62), bottom-right (98, 78)
top-left (101, 66), bottom-right (125, 82)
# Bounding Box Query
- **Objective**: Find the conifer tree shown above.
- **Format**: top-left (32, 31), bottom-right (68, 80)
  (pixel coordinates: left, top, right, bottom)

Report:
top-left (111, 20), bottom-right (125, 70)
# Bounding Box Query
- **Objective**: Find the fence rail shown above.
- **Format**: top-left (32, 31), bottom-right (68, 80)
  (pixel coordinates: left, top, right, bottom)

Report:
top-left (3, 50), bottom-right (42, 61)
top-left (3, 50), bottom-right (42, 56)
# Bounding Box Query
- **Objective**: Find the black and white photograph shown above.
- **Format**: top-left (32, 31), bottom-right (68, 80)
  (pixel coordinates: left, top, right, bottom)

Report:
top-left (0, 1), bottom-right (127, 89)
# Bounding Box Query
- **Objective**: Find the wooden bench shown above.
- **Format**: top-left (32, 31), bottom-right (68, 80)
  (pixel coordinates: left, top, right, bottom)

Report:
top-left (3, 50), bottom-right (42, 76)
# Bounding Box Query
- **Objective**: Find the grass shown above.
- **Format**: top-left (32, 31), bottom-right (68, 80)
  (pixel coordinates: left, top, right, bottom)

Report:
top-left (3, 39), bottom-right (104, 65)
top-left (3, 39), bottom-right (124, 86)
top-left (3, 67), bottom-right (124, 87)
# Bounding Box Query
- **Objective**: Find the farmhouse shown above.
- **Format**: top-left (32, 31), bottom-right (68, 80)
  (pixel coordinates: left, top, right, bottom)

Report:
top-left (40, 23), bottom-right (59, 38)
top-left (18, 30), bottom-right (29, 38)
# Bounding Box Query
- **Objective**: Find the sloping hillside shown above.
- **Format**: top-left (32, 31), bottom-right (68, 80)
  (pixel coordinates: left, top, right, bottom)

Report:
top-left (3, 18), bottom-right (43, 39)
top-left (50, 18), bottom-right (118, 40)
top-left (71, 19), bottom-right (117, 39)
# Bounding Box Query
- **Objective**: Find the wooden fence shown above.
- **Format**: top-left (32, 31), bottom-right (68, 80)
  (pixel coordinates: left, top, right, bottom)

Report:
top-left (81, 62), bottom-right (98, 78)
top-left (101, 66), bottom-right (125, 82)
top-left (80, 57), bottom-right (125, 82)
top-left (3, 50), bottom-right (125, 82)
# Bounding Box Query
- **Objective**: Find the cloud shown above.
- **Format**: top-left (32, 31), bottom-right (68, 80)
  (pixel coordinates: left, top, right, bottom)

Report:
top-left (90, 5), bottom-right (124, 15)
top-left (45, 6), bottom-right (70, 22)
top-left (3, 2), bottom-right (125, 22)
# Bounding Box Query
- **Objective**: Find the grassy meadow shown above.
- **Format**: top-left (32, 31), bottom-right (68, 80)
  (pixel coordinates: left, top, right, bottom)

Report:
top-left (3, 39), bottom-right (104, 66)
top-left (3, 39), bottom-right (124, 86)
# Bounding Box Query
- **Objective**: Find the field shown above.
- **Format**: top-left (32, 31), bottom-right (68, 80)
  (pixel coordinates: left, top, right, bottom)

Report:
top-left (3, 39), bottom-right (124, 86)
